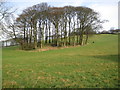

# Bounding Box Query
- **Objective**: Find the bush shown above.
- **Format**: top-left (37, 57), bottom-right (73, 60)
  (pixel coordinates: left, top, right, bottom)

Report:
top-left (20, 43), bottom-right (35, 50)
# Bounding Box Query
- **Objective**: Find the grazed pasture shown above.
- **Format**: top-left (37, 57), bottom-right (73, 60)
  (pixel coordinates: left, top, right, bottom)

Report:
top-left (2, 34), bottom-right (118, 88)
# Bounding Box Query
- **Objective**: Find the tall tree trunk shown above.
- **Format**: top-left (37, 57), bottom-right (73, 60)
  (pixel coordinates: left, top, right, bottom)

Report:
top-left (79, 31), bottom-right (83, 45)
top-left (73, 17), bottom-right (76, 46)
top-left (68, 19), bottom-right (71, 45)
top-left (40, 38), bottom-right (42, 48)
top-left (29, 23), bottom-right (33, 44)
top-left (85, 31), bottom-right (89, 45)
top-left (33, 22), bottom-right (37, 49)
top-left (56, 24), bottom-right (59, 46)
top-left (26, 27), bottom-right (29, 45)
top-left (48, 21), bottom-right (51, 43)
top-left (64, 20), bottom-right (67, 46)
top-left (12, 25), bottom-right (17, 43)
top-left (45, 19), bottom-right (48, 44)
top-left (6, 41), bottom-right (7, 47)
top-left (61, 24), bottom-right (63, 42)
top-left (52, 27), bottom-right (54, 43)
top-left (77, 19), bottom-right (79, 45)
top-left (23, 24), bottom-right (26, 43)
top-left (38, 20), bottom-right (42, 48)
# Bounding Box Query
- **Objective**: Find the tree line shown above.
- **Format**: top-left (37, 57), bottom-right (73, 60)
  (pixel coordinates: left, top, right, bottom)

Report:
top-left (6, 3), bottom-right (104, 50)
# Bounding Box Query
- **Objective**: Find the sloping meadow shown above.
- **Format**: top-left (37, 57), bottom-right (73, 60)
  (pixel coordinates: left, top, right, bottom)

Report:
top-left (2, 34), bottom-right (119, 88)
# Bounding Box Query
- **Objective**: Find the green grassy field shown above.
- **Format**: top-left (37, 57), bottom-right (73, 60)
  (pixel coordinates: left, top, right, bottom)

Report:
top-left (2, 34), bottom-right (119, 88)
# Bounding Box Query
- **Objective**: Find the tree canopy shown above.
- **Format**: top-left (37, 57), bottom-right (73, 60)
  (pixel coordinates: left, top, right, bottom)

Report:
top-left (6, 2), bottom-right (104, 50)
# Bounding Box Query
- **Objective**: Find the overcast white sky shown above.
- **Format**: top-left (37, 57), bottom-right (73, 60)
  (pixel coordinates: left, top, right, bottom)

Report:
top-left (6, 0), bottom-right (119, 30)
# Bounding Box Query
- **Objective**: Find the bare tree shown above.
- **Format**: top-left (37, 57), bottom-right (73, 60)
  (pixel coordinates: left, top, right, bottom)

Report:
top-left (0, 0), bottom-right (16, 41)
top-left (0, 0), bottom-right (11, 21)
top-left (14, 3), bottom-right (105, 50)
top-left (49, 7), bottom-right (64, 46)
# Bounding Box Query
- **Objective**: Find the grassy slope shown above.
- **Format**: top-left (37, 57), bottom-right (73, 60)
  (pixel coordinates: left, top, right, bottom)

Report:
top-left (2, 34), bottom-right (118, 88)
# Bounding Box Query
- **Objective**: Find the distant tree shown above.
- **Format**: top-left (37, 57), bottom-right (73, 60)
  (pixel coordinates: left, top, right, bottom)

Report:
top-left (109, 29), bottom-right (120, 34)
top-left (76, 7), bottom-right (104, 45)
top-left (101, 30), bottom-right (109, 34)
top-left (0, 0), bottom-right (16, 40)
top-left (49, 7), bottom-right (64, 46)
top-left (0, 0), bottom-right (12, 21)
top-left (64, 6), bottom-right (74, 45)
top-left (13, 2), bottom-right (105, 50)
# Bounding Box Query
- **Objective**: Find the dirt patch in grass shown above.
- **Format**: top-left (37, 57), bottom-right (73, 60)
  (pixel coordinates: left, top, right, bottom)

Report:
top-left (23, 45), bottom-right (82, 52)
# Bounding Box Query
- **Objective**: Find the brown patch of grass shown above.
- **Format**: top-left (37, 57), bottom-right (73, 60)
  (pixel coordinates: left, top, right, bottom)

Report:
top-left (3, 80), bottom-right (18, 87)
top-left (16, 45), bottom-right (82, 52)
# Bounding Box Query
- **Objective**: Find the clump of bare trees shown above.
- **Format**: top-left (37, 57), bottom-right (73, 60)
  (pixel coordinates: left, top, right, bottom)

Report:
top-left (0, 0), bottom-right (16, 41)
top-left (9, 3), bottom-right (104, 50)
